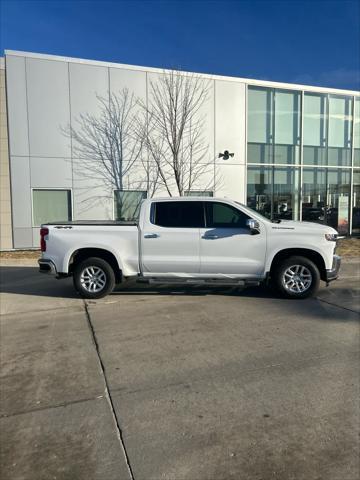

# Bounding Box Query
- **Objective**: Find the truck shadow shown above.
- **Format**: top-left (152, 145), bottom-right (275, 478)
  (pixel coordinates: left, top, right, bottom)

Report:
top-left (0, 266), bottom-right (275, 299)
top-left (0, 267), bottom-right (358, 321)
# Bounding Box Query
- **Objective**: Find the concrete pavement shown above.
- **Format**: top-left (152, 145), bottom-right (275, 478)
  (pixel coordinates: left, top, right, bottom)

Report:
top-left (0, 260), bottom-right (359, 479)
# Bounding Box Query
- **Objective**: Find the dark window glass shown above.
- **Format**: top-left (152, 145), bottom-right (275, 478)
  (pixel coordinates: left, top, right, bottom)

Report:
top-left (153, 201), bottom-right (204, 228)
top-left (205, 202), bottom-right (249, 228)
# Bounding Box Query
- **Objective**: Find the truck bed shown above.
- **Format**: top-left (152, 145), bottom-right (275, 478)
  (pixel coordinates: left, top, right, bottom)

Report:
top-left (45, 220), bottom-right (138, 226)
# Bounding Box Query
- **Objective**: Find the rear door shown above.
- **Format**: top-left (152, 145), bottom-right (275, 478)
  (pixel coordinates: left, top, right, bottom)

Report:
top-left (140, 201), bottom-right (204, 274)
top-left (200, 201), bottom-right (266, 276)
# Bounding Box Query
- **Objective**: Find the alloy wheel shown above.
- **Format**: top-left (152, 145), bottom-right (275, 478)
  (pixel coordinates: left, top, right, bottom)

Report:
top-left (80, 266), bottom-right (107, 293)
top-left (282, 264), bottom-right (312, 294)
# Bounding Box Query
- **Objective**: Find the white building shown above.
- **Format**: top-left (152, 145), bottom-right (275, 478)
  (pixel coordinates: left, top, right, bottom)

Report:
top-left (1, 50), bottom-right (359, 249)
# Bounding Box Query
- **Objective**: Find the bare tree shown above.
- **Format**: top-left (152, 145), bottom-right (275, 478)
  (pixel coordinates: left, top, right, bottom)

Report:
top-left (142, 69), bottom-right (216, 196)
top-left (64, 70), bottom-right (219, 220)
top-left (64, 88), bottom-right (159, 218)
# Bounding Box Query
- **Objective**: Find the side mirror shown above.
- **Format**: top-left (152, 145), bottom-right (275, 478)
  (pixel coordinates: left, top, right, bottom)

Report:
top-left (246, 218), bottom-right (260, 235)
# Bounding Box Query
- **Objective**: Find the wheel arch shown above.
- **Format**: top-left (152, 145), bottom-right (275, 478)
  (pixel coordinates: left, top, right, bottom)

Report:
top-left (269, 248), bottom-right (327, 281)
top-left (67, 247), bottom-right (122, 283)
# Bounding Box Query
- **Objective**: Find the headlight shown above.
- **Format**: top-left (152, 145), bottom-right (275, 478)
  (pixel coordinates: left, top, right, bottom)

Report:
top-left (325, 233), bottom-right (338, 242)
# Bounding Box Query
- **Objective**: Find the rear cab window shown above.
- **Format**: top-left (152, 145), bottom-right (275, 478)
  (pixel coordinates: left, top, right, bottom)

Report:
top-left (151, 201), bottom-right (205, 228)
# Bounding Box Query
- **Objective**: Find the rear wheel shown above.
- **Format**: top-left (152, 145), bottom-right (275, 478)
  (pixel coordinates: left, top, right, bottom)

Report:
top-left (273, 255), bottom-right (320, 299)
top-left (73, 257), bottom-right (115, 299)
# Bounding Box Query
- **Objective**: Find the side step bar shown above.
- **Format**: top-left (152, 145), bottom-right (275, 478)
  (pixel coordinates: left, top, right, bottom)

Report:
top-left (137, 277), bottom-right (260, 287)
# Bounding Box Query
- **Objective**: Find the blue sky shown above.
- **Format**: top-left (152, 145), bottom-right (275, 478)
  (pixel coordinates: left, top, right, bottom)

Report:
top-left (1, 0), bottom-right (359, 90)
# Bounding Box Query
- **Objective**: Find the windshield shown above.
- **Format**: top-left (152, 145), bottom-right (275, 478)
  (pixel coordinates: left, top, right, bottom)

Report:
top-left (234, 201), bottom-right (271, 223)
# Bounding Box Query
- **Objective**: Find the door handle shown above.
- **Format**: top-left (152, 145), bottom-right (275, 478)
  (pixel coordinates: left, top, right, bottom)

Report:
top-left (202, 234), bottom-right (219, 239)
top-left (144, 233), bottom-right (159, 239)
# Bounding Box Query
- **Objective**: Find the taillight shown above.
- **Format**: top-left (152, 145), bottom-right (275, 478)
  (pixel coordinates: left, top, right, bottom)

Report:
top-left (40, 227), bottom-right (49, 252)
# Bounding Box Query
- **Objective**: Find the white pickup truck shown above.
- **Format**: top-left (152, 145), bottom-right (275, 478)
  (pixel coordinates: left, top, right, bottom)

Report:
top-left (39, 197), bottom-right (341, 299)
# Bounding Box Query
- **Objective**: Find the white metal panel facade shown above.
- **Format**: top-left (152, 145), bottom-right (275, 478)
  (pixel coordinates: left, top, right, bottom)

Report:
top-left (4, 50), bottom-right (360, 248)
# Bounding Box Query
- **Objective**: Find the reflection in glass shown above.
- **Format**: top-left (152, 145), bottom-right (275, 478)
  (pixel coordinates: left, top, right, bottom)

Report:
top-left (247, 166), bottom-right (272, 218)
top-left (354, 98), bottom-right (360, 167)
top-left (328, 95), bottom-right (352, 166)
top-left (247, 87), bottom-right (273, 164)
top-left (301, 169), bottom-right (350, 234)
top-left (327, 169), bottom-right (350, 234)
top-left (274, 90), bottom-right (301, 165)
top-left (184, 191), bottom-right (213, 197)
top-left (302, 168), bottom-right (327, 225)
top-left (352, 171), bottom-right (360, 234)
top-left (114, 190), bottom-right (147, 221)
top-left (247, 87), bottom-right (300, 165)
top-left (273, 167), bottom-right (300, 220)
top-left (303, 93), bottom-right (327, 165)
top-left (247, 166), bottom-right (300, 220)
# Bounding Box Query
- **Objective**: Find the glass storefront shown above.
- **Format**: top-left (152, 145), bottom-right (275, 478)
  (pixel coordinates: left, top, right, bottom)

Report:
top-left (247, 86), bottom-right (359, 235)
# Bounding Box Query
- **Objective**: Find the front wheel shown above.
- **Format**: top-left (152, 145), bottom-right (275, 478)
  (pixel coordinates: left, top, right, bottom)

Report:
top-left (73, 257), bottom-right (115, 299)
top-left (273, 256), bottom-right (320, 299)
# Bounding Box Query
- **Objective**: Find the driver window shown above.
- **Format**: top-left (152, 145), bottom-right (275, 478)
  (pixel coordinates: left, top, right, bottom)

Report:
top-left (205, 202), bottom-right (249, 228)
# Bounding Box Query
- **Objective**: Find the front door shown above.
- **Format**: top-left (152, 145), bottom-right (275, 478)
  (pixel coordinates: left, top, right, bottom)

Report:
top-left (200, 201), bottom-right (266, 277)
top-left (141, 201), bottom-right (203, 274)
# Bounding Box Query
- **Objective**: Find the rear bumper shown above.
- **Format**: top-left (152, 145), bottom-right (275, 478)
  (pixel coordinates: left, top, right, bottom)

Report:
top-left (325, 255), bottom-right (341, 282)
top-left (38, 258), bottom-right (57, 275)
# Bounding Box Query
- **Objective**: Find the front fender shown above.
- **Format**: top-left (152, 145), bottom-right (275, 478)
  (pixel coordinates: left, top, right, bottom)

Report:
top-left (265, 244), bottom-right (329, 273)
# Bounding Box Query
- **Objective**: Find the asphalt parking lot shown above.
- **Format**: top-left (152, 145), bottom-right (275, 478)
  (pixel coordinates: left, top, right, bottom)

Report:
top-left (0, 260), bottom-right (359, 480)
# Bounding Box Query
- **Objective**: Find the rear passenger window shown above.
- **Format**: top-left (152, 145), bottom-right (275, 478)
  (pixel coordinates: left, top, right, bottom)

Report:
top-left (205, 202), bottom-right (249, 228)
top-left (153, 201), bottom-right (204, 228)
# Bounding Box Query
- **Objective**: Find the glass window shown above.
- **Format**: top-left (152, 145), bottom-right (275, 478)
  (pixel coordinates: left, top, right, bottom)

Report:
top-left (303, 93), bottom-right (327, 147)
top-left (247, 166), bottom-right (272, 219)
top-left (327, 169), bottom-right (350, 234)
top-left (303, 93), bottom-right (327, 165)
top-left (273, 167), bottom-right (300, 220)
top-left (153, 201), bottom-right (204, 228)
top-left (205, 202), bottom-right (249, 228)
top-left (248, 87), bottom-right (300, 165)
top-left (114, 190), bottom-right (146, 221)
top-left (247, 166), bottom-right (300, 221)
top-left (248, 87), bottom-right (273, 145)
top-left (328, 95), bottom-right (352, 166)
top-left (354, 98), bottom-right (360, 167)
top-left (302, 168), bottom-right (327, 223)
top-left (301, 168), bottom-right (350, 234)
top-left (247, 87), bottom-right (273, 164)
top-left (328, 95), bottom-right (352, 148)
top-left (274, 90), bottom-right (301, 165)
top-left (33, 189), bottom-right (72, 226)
top-left (247, 143), bottom-right (273, 164)
top-left (184, 191), bottom-right (213, 197)
top-left (352, 171), bottom-right (360, 234)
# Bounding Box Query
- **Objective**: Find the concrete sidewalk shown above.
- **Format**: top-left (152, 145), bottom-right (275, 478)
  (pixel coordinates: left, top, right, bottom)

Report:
top-left (0, 260), bottom-right (359, 480)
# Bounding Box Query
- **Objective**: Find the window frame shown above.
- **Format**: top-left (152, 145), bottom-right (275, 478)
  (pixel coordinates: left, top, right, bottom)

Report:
top-left (31, 188), bottom-right (73, 227)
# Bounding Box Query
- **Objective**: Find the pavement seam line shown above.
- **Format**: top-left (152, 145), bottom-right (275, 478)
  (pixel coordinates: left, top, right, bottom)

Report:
top-left (83, 300), bottom-right (135, 480)
top-left (0, 394), bottom-right (105, 419)
top-left (316, 297), bottom-right (359, 314)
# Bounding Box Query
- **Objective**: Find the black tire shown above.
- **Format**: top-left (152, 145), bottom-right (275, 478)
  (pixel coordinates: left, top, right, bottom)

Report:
top-left (273, 255), bottom-right (320, 299)
top-left (73, 257), bottom-right (115, 299)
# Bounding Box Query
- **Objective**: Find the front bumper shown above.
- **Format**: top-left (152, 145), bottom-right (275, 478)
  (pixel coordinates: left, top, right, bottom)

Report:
top-left (38, 258), bottom-right (57, 275)
top-left (325, 255), bottom-right (341, 283)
